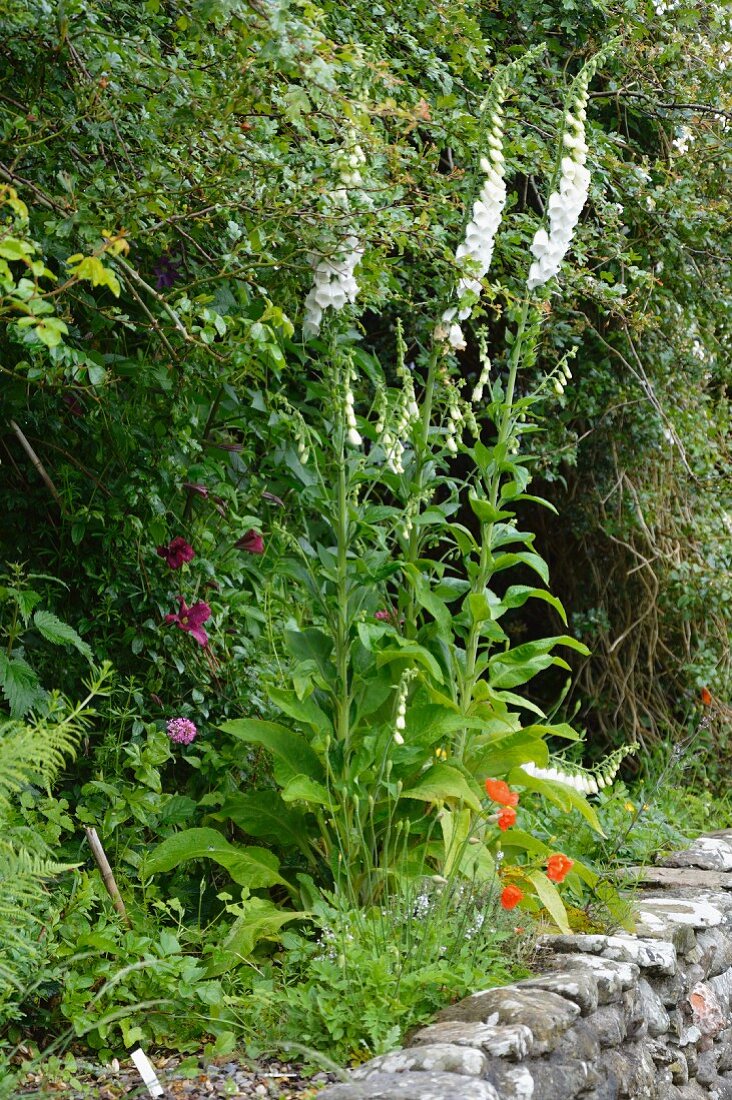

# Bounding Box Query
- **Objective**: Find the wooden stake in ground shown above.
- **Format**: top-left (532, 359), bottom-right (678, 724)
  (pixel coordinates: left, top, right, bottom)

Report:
top-left (84, 826), bottom-right (131, 927)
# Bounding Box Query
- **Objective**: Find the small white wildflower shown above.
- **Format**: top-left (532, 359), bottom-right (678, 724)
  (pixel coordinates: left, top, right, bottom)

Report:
top-left (393, 730), bottom-right (405, 746)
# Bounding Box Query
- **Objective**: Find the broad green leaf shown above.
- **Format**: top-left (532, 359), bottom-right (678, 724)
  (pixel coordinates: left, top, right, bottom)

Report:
top-left (220, 718), bottom-right (324, 784)
top-left (469, 496), bottom-right (512, 524)
top-left (402, 764), bottom-right (482, 811)
top-left (280, 774), bottom-right (333, 808)
top-left (492, 585), bottom-right (567, 625)
top-left (491, 551), bottom-right (549, 584)
top-left (31, 317), bottom-right (68, 348)
top-left (144, 827), bottom-right (286, 887)
top-left (206, 897), bottom-right (307, 976)
top-left (489, 636), bottom-right (589, 689)
top-left (512, 493), bottom-right (558, 514)
top-left (527, 869), bottom-right (571, 933)
top-left (405, 567), bottom-right (450, 633)
top-left (0, 237), bottom-right (34, 261)
top-left (33, 609), bottom-right (93, 661)
top-left (267, 687), bottom-right (333, 736)
top-left (467, 732), bottom-right (549, 777)
top-left (499, 828), bottom-right (551, 859)
top-left (489, 653), bottom-right (567, 689)
top-left (217, 791), bottom-right (311, 856)
top-left (376, 642), bottom-right (444, 682)
top-left (7, 587), bottom-right (42, 623)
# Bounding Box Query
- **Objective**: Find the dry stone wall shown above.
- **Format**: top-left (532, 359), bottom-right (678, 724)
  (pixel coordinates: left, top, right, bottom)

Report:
top-left (318, 832), bottom-right (732, 1100)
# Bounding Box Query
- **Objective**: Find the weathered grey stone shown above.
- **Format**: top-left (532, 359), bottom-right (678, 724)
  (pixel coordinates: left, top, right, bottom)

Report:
top-left (718, 1028), bottom-right (732, 1072)
top-left (636, 895), bottom-right (725, 933)
top-left (695, 926), bottom-right (732, 976)
top-left (696, 1045), bottom-right (721, 1084)
top-left (655, 964), bottom-right (695, 1007)
top-left (539, 933), bottom-right (677, 976)
top-left (668, 1084), bottom-right (710, 1100)
top-left (581, 1080), bottom-right (620, 1100)
top-left (551, 1018), bottom-right (601, 1063)
top-left (480, 1063), bottom-right (536, 1100)
top-left (515, 969), bottom-right (598, 1015)
top-left (545, 953), bottom-right (638, 1004)
top-left (587, 1004), bottom-right (627, 1047)
top-left (316, 1071), bottom-right (501, 1099)
top-left (409, 1020), bottom-right (534, 1060)
top-left (600, 1043), bottom-right (657, 1097)
top-left (667, 1046), bottom-right (689, 1084)
top-left (637, 977), bottom-right (671, 1037)
top-left (622, 984), bottom-right (647, 1040)
top-left (485, 1057), bottom-right (599, 1100)
top-left (710, 964), bottom-right (732, 1009)
top-left (632, 865), bottom-right (732, 891)
top-left (662, 837), bottom-right (732, 872)
top-left (351, 1044), bottom-right (488, 1079)
top-left (437, 988), bottom-right (579, 1054)
top-left (678, 1024), bottom-right (703, 1047)
top-left (711, 1073), bottom-right (732, 1100)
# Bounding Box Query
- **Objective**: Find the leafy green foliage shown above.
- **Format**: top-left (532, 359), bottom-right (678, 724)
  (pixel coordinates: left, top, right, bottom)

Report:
top-left (0, 0), bottom-right (730, 1074)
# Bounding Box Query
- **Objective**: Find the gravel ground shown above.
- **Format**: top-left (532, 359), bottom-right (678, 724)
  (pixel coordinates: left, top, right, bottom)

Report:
top-left (15, 1055), bottom-right (340, 1098)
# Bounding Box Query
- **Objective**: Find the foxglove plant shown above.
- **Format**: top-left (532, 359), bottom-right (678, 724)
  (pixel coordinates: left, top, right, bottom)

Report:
top-left (302, 236), bottom-right (363, 339)
top-left (192, 46), bottom-right (624, 930)
top-left (527, 46), bottom-right (615, 292)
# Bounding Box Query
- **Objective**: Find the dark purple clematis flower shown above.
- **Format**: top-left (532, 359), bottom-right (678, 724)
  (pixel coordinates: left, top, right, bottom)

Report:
top-left (183, 482), bottom-right (209, 498)
top-left (235, 529), bottom-right (265, 554)
top-left (62, 392), bottom-right (84, 416)
top-left (165, 596), bottom-right (211, 646)
top-left (157, 537), bottom-right (195, 569)
top-left (153, 254), bottom-right (182, 290)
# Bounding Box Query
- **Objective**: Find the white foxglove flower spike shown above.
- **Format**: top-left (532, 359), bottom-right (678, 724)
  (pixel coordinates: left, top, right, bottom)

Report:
top-left (303, 235), bottom-right (363, 339)
top-left (527, 41), bottom-right (619, 293)
top-left (437, 46), bottom-right (545, 350)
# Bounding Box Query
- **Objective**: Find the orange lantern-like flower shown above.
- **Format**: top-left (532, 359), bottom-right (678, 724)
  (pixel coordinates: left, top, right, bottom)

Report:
top-left (497, 806), bottom-right (517, 831)
top-left (485, 778), bottom-right (519, 807)
top-left (546, 853), bottom-right (574, 883)
top-left (500, 885), bottom-right (524, 910)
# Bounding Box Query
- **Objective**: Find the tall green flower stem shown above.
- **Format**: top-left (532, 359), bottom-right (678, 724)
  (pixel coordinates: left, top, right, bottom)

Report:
top-left (456, 295), bottom-right (534, 758)
top-left (403, 345), bottom-right (441, 640)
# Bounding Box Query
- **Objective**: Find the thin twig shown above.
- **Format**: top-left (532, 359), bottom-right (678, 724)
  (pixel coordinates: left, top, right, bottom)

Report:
top-left (9, 420), bottom-right (63, 508)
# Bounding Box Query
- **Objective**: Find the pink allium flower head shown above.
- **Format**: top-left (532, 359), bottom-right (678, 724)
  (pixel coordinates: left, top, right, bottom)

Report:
top-left (165, 596), bottom-right (211, 646)
top-left (157, 536), bottom-right (195, 569)
top-left (166, 717), bottom-right (198, 745)
top-left (236, 529), bottom-right (265, 554)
